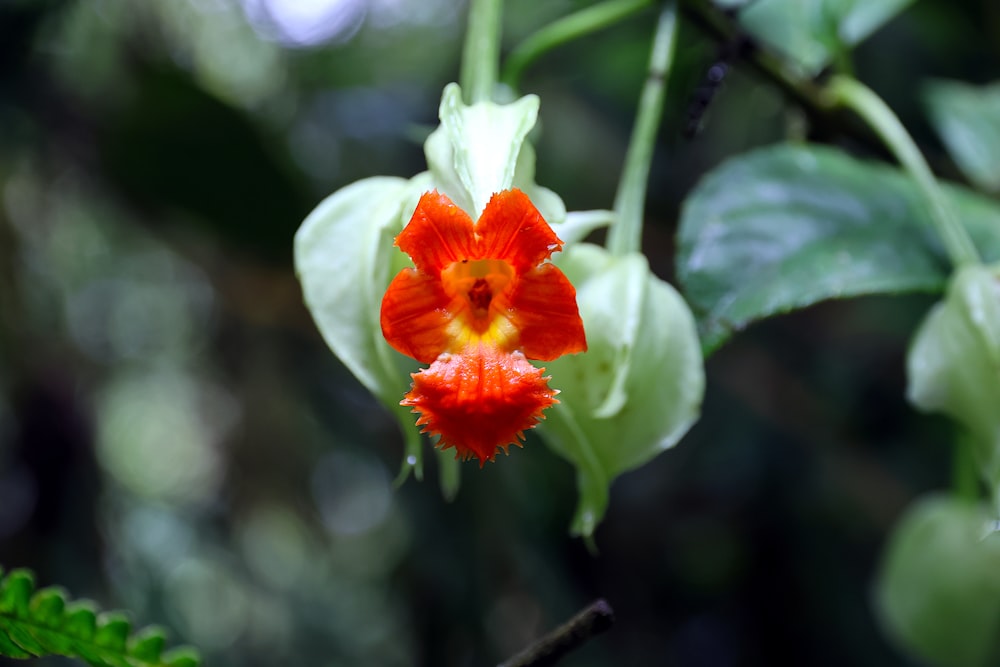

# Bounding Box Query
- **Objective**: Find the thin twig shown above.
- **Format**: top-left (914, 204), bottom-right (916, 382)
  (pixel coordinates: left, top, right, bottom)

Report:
top-left (677, 0), bottom-right (887, 153)
top-left (498, 599), bottom-right (616, 667)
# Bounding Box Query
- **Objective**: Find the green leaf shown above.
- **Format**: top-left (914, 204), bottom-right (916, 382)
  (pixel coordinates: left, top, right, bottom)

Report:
top-left (63, 601), bottom-right (99, 639)
top-left (907, 265), bottom-right (1000, 491)
top-left (677, 143), bottom-right (1000, 352)
top-left (437, 448), bottom-right (461, 502)
top-left (0, 566), bottom-right (200, 667)
top-left (0, 569), bottom-right (33, 617)
top-left (29, 588), bottom-right (66, 626)
top-left (539, 244), bottom-right (704, 536)
top-left (876, 495), bottom-right (1000, 667)
top-left (162, 647), bottom-right (202, 667)
top-left (925, 79), bottom-right (1000, 194)
top-left (0, 630), bottom-right (30, 659)
top-left (127, 626), bottom-right (166, 663)
top-left (739, 0), bottom-right (914, 76)
top-left (95, 613), bottom-right (130, 651)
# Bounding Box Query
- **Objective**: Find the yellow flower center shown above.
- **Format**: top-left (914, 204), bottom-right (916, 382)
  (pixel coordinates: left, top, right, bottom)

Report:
top-left (440, 258), bottom-right (518, 350)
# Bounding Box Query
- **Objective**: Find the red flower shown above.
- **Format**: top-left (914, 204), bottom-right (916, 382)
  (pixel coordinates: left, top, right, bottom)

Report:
top-left (380, 189), bottom-right (586, 465)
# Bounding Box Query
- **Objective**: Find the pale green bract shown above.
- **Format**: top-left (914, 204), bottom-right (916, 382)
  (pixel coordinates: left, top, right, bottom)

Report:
top-left (423, 83), bottom-right (609, 241)
top-left (907, 264), bottom-right (1000, 497)
top-left (876, 494), bottom-right (1000, 667)
top-left (294, 83), bottom-right (612, 491)
top-left (426, 83), bottom-right (540, 219)
top-left (294, 176), bottom-right (428, 477)
top-left (539, 244), bottom-right (704, 537)
top-left (295, 177), bottom-right (416, 405)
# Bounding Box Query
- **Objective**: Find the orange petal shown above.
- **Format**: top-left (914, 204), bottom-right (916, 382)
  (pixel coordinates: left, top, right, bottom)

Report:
top-left (396, 191), bottom-right (477, 273)
top-left (380, 268), bottom-right (456, 363)
top-left (475, 189), bottom-right (563, 271)
top-left (505, 263), bottom-right (587, 360)
top-left (402, 346), bottom-right (557, 466)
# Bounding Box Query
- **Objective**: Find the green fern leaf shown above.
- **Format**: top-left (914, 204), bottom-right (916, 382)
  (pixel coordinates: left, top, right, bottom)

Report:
top-left (0, 566), bottom-right (202, 667)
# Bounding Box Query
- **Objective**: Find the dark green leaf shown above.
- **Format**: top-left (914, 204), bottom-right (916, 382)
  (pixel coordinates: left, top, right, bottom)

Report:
top-left (677, 143), bottom-right (1000, 352)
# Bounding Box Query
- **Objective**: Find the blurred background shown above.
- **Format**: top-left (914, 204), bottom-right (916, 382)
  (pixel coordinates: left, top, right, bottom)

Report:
top-left (2, 0), bottom-right (999, 665)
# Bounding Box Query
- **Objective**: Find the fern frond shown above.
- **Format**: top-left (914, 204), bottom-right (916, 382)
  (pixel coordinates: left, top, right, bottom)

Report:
top-left (0, 566), bottom-right (201, 667)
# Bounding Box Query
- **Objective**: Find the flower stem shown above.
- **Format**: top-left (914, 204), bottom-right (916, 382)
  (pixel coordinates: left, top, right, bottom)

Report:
top-left (501, 0), bottom-right (654, 89)
top-left (437, 448), bottom-right (461, 501)
top-left (460, 0), bottom-right (503, 104)
top-left (394, 417), bottom-right (424, 485)
top-left (951, 432), bottom-right (979, 504)
top-left (826, 76), bottom-right (980, 268)
top-left (607, 1), bottom-right (678, 257)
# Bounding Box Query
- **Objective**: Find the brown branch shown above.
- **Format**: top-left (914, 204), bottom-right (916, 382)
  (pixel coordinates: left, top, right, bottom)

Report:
top-left (498, 599), bottom-right (616, 667)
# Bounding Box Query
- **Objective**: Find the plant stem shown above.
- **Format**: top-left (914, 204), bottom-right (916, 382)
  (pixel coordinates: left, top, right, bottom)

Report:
top-left (501, 0), bottom-right (654, 89)
top-left (951, 433), bottom-right (979, 504)
top-left (460, 0), bottom-right (503, 104)
top-left (606, 1), bottom-right (678, 256)
top-left (394, 419), bottom-right (424, 485)
top-left (437, 447), bottom-right (461, 501)
top-left (827, 76), bottom-right (980, 268)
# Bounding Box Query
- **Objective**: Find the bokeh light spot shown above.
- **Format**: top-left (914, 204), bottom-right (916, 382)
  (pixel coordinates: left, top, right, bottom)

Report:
top-left (242, 0), bottom-right (366, 47)
top-left (311, 450), bottom-right (391, 536)
top-left (96, 371), bottom-right (238, 506)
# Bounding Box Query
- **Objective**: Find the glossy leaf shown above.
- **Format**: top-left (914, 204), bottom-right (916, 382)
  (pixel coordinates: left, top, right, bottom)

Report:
top-left (677, 143), bottom-right (1000, 352)
top-left (907, 265), bottom-right (1000, 490)
top-left (876, 495), bottom-right (1000, 667)
top-left (539, 244), bottom-right (704, 537)
top-left (739, 0), bottom-right (915, 76)
top-left (925, 79), bottom-right (1000, 193)
top-left (0, 566), bottom-right (200, 667)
